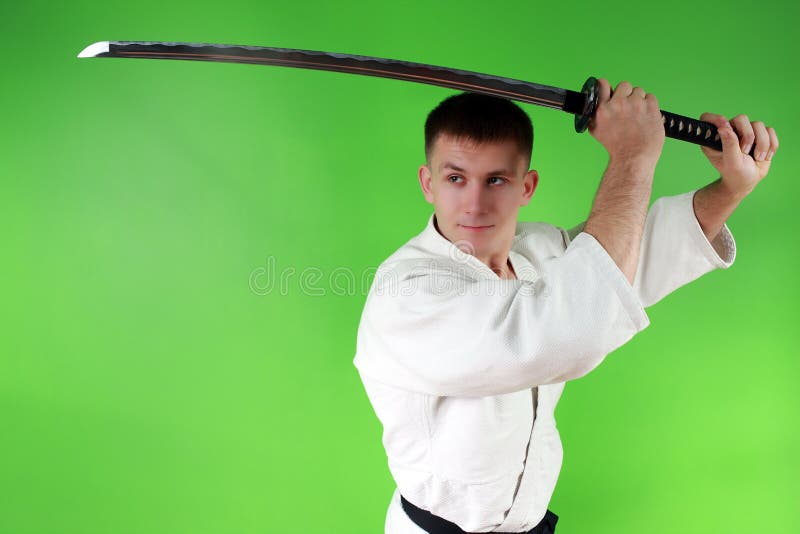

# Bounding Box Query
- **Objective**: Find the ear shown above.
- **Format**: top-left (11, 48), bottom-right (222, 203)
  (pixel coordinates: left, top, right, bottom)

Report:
top-left (519, 169), bottom-right (539, 207)
top-left (418, 164), bottom-right (434, 204)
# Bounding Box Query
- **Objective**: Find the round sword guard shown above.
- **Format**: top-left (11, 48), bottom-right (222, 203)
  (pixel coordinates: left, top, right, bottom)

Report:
top-left (574, 76), bottom-right (599, 133)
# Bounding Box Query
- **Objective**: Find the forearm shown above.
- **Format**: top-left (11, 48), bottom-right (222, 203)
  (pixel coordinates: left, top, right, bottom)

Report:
top-left (583, 157), bottom-right (657, 285)
top-left (692, 177), bottom-right (746, 244)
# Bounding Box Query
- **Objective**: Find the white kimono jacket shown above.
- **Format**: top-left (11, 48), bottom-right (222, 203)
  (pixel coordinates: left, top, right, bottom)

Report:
top-left (353, 190), bottom-right (736, 533)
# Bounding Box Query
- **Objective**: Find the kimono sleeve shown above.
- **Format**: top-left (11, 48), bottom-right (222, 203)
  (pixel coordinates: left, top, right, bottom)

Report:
top-left (566, 189), bottom-right (736, 309)
top-left (352, 232), bottom-right (650, 397)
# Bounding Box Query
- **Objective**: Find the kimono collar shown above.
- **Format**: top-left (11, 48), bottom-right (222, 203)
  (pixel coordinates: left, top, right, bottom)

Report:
top-left (415, 212), bottom-right (523, 280)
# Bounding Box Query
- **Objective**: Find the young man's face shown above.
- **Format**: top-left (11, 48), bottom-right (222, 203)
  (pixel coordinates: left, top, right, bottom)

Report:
top-left (418, 134), bottom-right (538, 262)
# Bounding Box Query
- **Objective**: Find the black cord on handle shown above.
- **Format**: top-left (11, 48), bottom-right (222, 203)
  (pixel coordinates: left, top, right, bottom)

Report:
top-left (574, 76), bottom-right (756, 158)
top-left (661, 109), bottom-right (722, 151)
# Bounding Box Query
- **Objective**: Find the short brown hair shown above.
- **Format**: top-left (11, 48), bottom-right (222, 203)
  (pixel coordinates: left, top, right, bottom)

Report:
top-left (424, 92), bottom-right (534, 168)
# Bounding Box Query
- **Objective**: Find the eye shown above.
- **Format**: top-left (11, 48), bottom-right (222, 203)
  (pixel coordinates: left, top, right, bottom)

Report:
top-left (447, 175), bottom-right (463, 183)
top-left (488, 177), bottom-right (506, 185)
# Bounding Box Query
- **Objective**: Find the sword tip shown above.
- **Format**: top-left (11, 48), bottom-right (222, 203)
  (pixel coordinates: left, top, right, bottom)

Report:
top-left (78, 41), bottom-right (110, 58)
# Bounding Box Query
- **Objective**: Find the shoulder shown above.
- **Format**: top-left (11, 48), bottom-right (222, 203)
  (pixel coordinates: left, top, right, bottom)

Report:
top-left (512, 220), bottom-right (571, 260)
top-left (370, 235), bottom-right (477, 294)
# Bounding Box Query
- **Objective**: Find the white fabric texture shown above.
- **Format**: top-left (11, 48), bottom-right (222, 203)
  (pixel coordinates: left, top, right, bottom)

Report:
top-left (354, 189), bottom-right (736, 533)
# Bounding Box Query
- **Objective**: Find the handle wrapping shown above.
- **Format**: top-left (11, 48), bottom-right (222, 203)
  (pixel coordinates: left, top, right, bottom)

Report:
top-left (575, 76), bottom-right (756, 158)
top-left (661, 110), bottom-right (721, 151)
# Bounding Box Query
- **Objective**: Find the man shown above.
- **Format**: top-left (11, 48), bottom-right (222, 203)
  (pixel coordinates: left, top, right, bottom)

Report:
top-left (353, 78), bottom-right (779, 533)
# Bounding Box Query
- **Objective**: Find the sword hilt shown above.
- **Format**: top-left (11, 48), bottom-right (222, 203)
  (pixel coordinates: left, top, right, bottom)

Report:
top-left (573, 76), bottom-right (756, 158)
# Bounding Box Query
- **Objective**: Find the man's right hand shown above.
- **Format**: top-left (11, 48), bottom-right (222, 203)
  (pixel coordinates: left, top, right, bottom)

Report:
top-left (588, 78), bottom-right (665, 167)
top-left (581, 78), bottom-right (665, 285)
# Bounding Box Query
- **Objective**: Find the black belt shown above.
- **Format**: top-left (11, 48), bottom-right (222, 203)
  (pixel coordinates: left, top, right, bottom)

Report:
top-left (401, 494), bottom-right (558, 534)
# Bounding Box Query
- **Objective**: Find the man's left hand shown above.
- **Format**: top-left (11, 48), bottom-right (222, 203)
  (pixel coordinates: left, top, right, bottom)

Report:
top-left (699, 113), bottom-right (779, 198)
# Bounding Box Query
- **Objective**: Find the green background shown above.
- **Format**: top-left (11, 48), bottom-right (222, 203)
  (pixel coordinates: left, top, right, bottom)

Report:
top-left (1, 0), bottom-right (797, 532)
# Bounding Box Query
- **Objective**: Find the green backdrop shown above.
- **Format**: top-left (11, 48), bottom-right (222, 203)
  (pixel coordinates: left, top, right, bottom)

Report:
top-left (1, 0), bottom-right (797, 532)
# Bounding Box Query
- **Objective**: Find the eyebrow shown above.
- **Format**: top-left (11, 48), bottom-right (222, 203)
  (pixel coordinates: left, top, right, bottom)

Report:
top-left (440, 162), bottom-right (513, 176)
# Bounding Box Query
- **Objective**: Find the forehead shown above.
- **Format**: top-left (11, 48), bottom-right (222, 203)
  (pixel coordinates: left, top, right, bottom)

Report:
top-left (431, 134), bottom-right (525, 172)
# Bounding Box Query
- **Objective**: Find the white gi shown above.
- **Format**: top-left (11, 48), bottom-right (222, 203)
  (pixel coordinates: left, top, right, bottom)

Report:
top-left (353, 189), bottom-right (736, 533)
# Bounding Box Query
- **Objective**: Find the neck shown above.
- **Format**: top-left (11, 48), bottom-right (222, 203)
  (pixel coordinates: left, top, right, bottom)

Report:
top-left (433, 214), bottom-right (516, 279)
top-left (477, 253), bottom-right (515, 279)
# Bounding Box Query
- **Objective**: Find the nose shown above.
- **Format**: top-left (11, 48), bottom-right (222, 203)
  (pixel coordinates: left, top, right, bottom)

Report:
top-left (464, 181), bottom-right (489, 215)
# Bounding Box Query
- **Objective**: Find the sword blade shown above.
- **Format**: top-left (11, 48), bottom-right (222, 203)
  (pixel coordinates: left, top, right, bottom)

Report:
top-left (77, 41), bottom-right (580, 112)
top-left (77, 40), bottom-right (734, 154)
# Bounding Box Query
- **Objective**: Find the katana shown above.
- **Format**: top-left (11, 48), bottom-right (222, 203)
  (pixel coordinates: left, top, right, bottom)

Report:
top-left (77, 40), bottom-right (745, 155)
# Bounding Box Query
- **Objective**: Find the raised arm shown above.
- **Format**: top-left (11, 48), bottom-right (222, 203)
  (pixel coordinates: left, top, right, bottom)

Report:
top-left (567, 110), bottom-right (778, 308)
top-left (581, 78), bottom-right (665, 285)
top-left (353, 234), bottom-right (649, 397)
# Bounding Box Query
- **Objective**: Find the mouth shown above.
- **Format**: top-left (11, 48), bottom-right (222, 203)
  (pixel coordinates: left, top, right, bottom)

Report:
top-left (459, 224), bottom-right (494, 232)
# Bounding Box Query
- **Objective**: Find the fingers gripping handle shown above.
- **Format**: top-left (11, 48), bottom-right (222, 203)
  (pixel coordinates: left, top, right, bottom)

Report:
top-left (573, 76), bottom-right (756, 158)
top-left (660, 110), bottom-right (726, 153)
